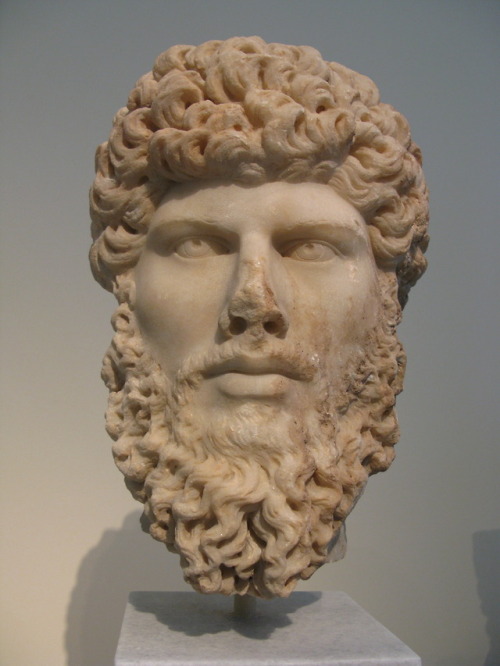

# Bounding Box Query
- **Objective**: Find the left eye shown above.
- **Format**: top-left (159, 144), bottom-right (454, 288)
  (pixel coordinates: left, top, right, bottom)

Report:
top-left (174, 237), bottom-right (230, 258)
top-left (282, 240), bottom-right (336, 262)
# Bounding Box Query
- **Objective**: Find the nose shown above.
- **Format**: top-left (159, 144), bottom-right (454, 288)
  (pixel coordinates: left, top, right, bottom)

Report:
top-left (218, 258), bottom-right (289, 339)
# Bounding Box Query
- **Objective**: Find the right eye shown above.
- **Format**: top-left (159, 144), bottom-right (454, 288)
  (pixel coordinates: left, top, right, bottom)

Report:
top-left (174, 237), bottom-right (230, 258)
top-left (282, 239), bottom-right (337, 262)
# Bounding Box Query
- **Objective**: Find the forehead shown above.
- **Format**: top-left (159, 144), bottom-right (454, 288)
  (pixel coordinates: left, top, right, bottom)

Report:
top-left (149, 180), bottom-right (367, 236)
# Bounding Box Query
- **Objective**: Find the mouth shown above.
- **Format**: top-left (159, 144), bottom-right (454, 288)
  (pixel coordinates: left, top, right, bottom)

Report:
top-left (204, 354), bottom-right (313, 381)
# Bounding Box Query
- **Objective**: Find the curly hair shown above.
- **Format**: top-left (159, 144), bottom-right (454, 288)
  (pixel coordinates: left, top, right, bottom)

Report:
top-left (89, 36), bottom-right (428, 307)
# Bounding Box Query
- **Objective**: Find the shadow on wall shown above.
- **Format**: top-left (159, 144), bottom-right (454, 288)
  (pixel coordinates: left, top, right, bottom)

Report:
top-left (473, 529), bottom-right (500, 666)
top-left (65, 510), bottom-right (187, 666)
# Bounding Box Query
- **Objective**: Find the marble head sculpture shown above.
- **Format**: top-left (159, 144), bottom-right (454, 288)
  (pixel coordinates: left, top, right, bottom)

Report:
top-left (89, 37), bottom-right (428, 599)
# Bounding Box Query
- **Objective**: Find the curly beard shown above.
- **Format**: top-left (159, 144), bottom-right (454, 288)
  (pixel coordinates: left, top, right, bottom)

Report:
top-left (103, 284), bottom-right (404, 599)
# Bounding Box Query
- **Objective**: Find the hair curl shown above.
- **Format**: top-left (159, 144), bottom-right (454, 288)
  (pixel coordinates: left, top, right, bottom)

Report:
top-left (90, 37), bottom-right (428, 306)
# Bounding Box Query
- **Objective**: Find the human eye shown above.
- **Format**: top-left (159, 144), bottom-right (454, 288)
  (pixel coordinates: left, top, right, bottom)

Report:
top-left (282, 240), bottom-right (337, 262)
top-left (174, 237), bottom-right (230, 258)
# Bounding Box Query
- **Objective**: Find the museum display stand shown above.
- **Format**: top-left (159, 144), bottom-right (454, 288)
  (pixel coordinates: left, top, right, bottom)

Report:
top-left (115, 591), bottom-right (421, 665)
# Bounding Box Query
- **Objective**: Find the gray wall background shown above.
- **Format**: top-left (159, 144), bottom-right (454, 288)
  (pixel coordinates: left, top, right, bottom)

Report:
top-left (1, 1), bottom-right (499, 664)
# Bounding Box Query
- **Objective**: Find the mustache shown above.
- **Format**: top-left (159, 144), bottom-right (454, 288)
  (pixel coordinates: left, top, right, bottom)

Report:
top-left (174, 339), bottom-right (319, 387)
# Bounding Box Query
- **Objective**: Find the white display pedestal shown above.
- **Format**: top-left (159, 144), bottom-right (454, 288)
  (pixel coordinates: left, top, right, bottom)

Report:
top-left (115, 591), bottom-right (421, 666)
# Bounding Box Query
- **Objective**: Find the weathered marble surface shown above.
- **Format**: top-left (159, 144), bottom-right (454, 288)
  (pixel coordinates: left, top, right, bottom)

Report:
top-left (115, 591), bottom-right (422, 665)
top-left (90, 37), bottom-right (429, 599)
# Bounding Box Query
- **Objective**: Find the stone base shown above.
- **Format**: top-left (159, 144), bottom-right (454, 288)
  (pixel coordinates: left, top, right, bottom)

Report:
top-left (115, 591), bottom-right (421, 666)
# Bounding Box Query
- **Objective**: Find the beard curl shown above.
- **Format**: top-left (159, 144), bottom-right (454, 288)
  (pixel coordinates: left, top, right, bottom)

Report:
top-left (142, 378), bottom-right (347, 598)
top-left (101, 276), bottom-right (404, 598)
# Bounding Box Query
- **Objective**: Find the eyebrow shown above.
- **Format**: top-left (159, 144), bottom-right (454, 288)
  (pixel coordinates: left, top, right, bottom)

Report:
top-left (151, 215), bottom-right (365, 232)
top-left (274, 218), bottom-right (365, 235)
top-left (147, 218), bottom-right (238, 249)
top-left (154, 215), bottom-right (221, 226)
top-left (150, 216), bottom-right (230, 234)
top-left (151, 215), bottom-right (231, 233)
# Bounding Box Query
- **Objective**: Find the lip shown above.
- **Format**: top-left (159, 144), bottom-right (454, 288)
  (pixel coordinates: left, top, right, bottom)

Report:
top-left (204, 354), bottom-right (311, 381)
top-left (209, 371), bottom-right (292, 400)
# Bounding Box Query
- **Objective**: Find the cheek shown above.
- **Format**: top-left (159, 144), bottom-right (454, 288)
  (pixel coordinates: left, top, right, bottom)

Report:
top-left (134, 282), bottom-right (188, 367)
top-left (341, 276), bottom-right (381, 336)
top-left (295, 263), bottom-right (381, 349)
top-left (136, 287), bottom-right (194, 338)
top-left (133, 259), bottom-right (191, 366)
top-left (134, 259), bottom-right (230, 374)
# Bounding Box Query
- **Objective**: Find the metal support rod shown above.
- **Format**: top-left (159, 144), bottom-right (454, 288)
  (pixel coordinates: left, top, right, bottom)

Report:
top-left (233, 594), bottom-right (257, 619)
